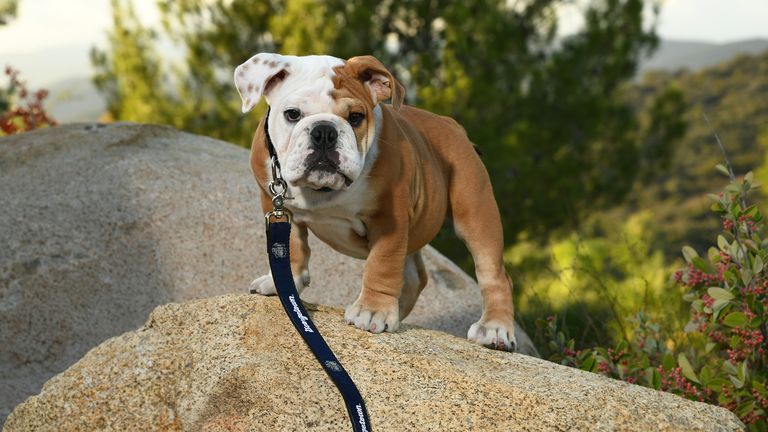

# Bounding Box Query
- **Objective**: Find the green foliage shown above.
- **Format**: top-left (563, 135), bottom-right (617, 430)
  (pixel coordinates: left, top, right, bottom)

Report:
top-left (1, 67), bottom-right (57, 135)
top-left (678, 170), bottom-right (767, 428)
top-left (91, 0), bottom-right (173, 124)
top-left (542, 170), bottom-right (768, 429)
top-left (92, 0), bottom-right (683, 253)
top-left (511, 210), bottom-right (686, 349)
top-left (541, 312), bottom-right (673, 385)
top-left (525, 48), bottom-right (768, 374)
top-left (0, 0), bottom-right (17, 26)
top-left (756, 129), bottom-right (768, 188)
top-left (0, 0), bottom-right (18, 112)
top-left (625, 51), bottom-right (768, 259)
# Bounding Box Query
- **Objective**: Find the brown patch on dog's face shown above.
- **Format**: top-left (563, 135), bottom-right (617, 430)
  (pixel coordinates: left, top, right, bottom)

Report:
top-left (330, 56), bottom-right (406, 153)
top-left (330, 88), bottom-right (375, 153)
top-left (332, 65), bottom-right (377, 152)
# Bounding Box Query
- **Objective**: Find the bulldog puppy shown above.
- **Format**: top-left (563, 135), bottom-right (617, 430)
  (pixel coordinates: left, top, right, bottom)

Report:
top-left (235, 53), bottom-right (517, 351)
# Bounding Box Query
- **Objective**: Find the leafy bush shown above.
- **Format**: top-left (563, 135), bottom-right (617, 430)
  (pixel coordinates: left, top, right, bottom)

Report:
top-left (541, 168), bottom-right (767, 430)
top-left (511, 209), bottom-right (687, 352)
top-left (0, 66), bottom-right (57, 135)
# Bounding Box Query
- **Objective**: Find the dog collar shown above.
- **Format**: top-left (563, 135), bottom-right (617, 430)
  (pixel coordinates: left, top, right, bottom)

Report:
top-left (262, 107), bottom-right (291, 222)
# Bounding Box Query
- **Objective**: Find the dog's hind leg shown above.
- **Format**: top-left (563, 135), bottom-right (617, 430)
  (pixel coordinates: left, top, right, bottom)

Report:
top-left (398, 250), bottom-right (428, 320)
top-left (448, 149), bottom-right (517, 352)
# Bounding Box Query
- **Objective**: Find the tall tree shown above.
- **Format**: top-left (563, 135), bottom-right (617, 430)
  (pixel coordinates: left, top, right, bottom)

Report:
top-left (0, 0), bottom-right (17, 26)
top-left (0, 0), bottom-right (19, 112)
top-left (91, 0), bottom-right (171, 123)
top-left (93, 0), bottom-right (685, 263)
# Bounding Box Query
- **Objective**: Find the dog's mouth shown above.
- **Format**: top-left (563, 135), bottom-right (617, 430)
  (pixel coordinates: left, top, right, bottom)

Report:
top-left (283, 146), bottom-right (358, 193)
top-left (297, 165), bottom-right (353, 192)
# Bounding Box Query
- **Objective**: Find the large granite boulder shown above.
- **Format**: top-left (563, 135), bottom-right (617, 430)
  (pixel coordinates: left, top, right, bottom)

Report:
top-left (4, 295), bottom-right (743, 431)
top-left (0, 123), bottom-right (535, 424)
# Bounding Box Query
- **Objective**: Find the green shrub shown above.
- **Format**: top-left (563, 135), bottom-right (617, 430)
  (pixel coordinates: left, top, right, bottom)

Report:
top-left (542, 169), bottom-right (767, 430)
top-left (0, 67), bottom-right (57, 135)
top-left (509, 210), bottom-right (685, 351)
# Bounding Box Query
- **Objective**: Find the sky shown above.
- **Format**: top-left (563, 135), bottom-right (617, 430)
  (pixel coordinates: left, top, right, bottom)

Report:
top-left (0, 0), bottom-right (767, 83)
top-left (558, 0), bottom-right (768, 43)
top-left (657, 0), bottom-right (768, 42)
top-left (0, 0), bottom-right (161, 55)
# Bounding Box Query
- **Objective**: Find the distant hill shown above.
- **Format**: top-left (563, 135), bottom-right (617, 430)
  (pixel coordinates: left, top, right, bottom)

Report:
top-left (622, 49), bottom-right (768, 256)
top-left (639, 38), bottom-right (768, 73)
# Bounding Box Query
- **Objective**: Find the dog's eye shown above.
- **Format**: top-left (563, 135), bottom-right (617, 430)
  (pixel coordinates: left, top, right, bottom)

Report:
top-left (283, 109), bottom-right (301, 123)
top-left (348, 112), bottom-right (365, 127)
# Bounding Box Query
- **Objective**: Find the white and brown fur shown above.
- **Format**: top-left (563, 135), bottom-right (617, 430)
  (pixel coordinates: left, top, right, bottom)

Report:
top-left (235, 53), bottom-right (517, 351)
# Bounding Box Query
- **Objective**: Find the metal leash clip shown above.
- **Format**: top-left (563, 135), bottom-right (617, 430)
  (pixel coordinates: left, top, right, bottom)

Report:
top-left (265, 155), bottom-right (292, 226)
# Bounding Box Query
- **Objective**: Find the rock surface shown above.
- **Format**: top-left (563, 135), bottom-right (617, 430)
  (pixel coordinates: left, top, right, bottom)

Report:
top-left (0, 123), bottom-right (535, 424)
top-left (4, 294), bottom-right (743, 431)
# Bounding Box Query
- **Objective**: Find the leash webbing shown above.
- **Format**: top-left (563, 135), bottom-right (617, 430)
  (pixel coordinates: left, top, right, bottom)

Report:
top-left (266, 218), bottom-right (372, 432)
top-left (260, 107), bottom-right (372, 430)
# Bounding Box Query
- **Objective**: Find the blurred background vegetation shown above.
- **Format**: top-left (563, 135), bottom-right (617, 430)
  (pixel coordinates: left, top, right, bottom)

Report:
top-left (2, 0), bottom-right (767, 422)
top-left (84, 0), bottom-right (768, 354)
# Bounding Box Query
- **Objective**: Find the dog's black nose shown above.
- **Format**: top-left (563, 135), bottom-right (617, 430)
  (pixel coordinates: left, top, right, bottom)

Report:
top-left (310, 123), bottom-right (338, 150)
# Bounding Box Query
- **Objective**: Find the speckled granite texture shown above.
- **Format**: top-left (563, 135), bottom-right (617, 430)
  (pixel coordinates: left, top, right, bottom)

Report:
top-left (5, 294), bottom-right (743, 431)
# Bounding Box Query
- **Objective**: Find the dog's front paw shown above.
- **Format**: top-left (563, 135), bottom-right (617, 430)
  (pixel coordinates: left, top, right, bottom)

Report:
top-left (249, 270), bottom-right (311, 295)
top-left (249, 273), bottom-right (277, 295)
top-left (468, 318), bottom-right (517, 352)
top-left (344, 295), bottom-right (400, 334)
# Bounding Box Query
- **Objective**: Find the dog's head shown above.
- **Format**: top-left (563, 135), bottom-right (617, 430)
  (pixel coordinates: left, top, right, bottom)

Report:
top-left (235, 54), bottom-right (404, 195)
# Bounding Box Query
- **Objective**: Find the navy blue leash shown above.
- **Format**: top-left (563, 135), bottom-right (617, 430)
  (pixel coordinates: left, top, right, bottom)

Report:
top-left (260, 108), bottom-right (372, 431)
top-left (266, 221), bottom-right (372, 432)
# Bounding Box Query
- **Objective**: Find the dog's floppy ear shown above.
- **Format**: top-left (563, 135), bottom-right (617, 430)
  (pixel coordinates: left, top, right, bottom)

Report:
top-left (345, 55), bottom-right (405, 110)
top-left (234, 53), bottom-right (292, 113)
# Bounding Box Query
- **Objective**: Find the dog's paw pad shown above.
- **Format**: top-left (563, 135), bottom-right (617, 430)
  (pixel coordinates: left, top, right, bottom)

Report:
top-left (344, 301), bottom-right (399, 334)
top-left (468, 320), bottom-right (517, 352)
top-left (249, 274), bottom-right (276, 295)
